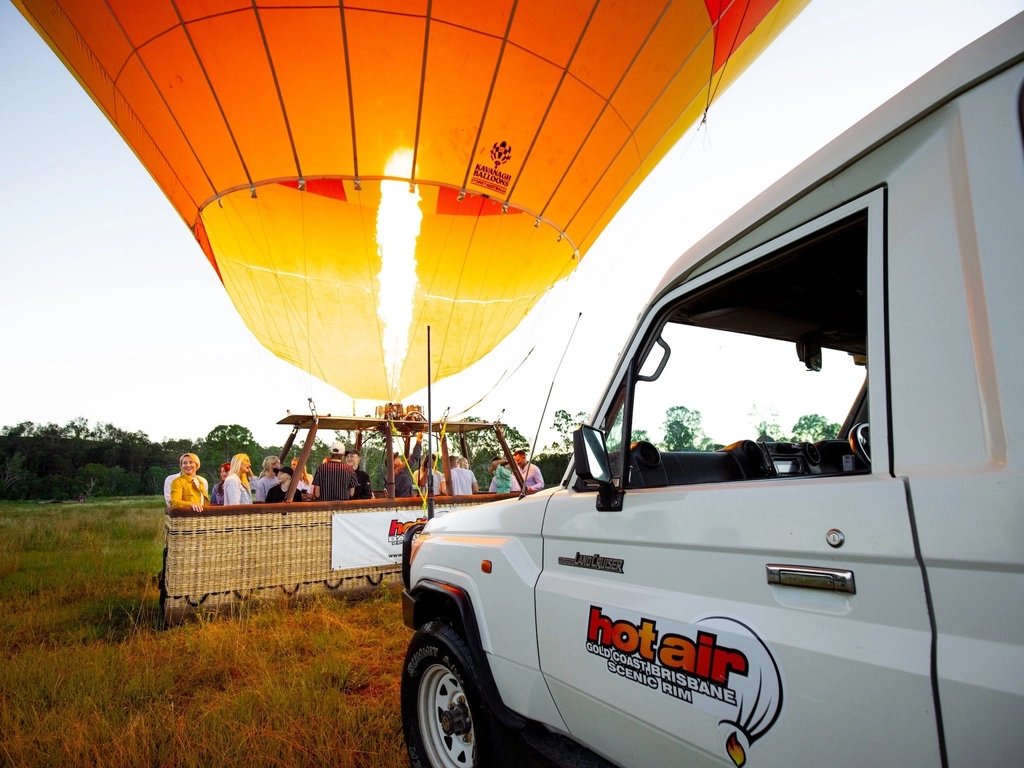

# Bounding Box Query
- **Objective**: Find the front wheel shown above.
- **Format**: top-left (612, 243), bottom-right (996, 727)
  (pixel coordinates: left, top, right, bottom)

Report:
top-left (401, 621), bottom-right (521, 768)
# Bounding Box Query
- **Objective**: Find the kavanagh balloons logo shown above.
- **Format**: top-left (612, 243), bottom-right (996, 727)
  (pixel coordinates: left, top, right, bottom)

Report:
top-left (490, 141), bottom-right (513, 167)
top-left (584, 606), bottom-right (785, 766)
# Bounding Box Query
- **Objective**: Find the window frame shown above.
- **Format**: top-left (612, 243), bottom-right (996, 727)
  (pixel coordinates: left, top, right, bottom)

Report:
top-left (576, 189), bottom-right (891, 490)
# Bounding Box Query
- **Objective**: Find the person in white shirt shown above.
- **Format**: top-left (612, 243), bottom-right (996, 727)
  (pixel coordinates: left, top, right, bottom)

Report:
top-left (448, 455), bottom-right (479, 495)
top-left (223, 454), bottom-right (255, 505)
top-left (163, 473), bottom-right (178, 505)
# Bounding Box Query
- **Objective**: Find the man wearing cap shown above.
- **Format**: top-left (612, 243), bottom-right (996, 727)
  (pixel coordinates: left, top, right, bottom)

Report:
top-left (265, 467), bottom-right (303, 503)
top-left (510, 449), bottom-right (544, 493)
top-left (312, 441), bottom-right (357, 502)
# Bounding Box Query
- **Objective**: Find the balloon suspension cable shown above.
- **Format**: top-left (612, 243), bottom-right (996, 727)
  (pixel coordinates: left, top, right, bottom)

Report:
top-left (451, 345), bottom-right (536, 419)
top-left (308, 397), bottom-right (318, 419)
top-left (521, 312), bottom-right (583, 500)
top-left (433, 409), bottom-right (450, 474)
top-left (426, 325), bottom-right (434, 520)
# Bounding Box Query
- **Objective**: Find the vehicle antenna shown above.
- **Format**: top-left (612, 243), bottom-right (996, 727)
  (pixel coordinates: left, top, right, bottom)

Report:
top-left (426, 325), bottom-right (434, 520)
top-left (520, 313), bottom-right (582, 500)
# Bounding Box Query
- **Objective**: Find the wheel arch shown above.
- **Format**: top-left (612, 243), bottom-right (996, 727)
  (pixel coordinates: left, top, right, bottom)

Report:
top-left (405, 579), bottom-right (528, 731)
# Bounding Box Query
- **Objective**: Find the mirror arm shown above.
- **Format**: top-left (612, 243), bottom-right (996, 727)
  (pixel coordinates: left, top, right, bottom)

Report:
top-left (596, 483), bottom-right (624, 512)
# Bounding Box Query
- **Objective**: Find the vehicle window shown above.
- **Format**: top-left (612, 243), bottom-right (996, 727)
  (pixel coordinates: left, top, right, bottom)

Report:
top-left (620, 212), bottom-right (871, 486)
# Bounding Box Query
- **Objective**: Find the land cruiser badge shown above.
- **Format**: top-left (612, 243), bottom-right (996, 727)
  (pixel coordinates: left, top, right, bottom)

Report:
top-left (585, 606), bottom-right (784, 766)
top-left (558, 552), bottom-right (624, 574)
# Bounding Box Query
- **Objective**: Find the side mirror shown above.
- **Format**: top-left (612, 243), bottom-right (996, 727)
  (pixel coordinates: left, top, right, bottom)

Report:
top-left (573, 425), bottom-right (623, 511)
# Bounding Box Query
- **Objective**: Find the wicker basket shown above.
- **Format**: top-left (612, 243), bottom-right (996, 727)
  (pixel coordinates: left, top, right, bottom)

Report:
top-left (162, 496), bottom-right (496, 624)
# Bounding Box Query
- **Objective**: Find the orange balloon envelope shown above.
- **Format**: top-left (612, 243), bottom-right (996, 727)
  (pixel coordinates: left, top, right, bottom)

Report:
top-left (16, 0), bottom-right (807, 400)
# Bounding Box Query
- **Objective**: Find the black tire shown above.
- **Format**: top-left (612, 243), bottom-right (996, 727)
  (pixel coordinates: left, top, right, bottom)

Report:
top-left (401, 620), bottom-right (523, 768)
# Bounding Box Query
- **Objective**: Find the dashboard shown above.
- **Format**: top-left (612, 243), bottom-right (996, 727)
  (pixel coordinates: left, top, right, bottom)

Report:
top-left (626, 438), bottom-right (867, 488)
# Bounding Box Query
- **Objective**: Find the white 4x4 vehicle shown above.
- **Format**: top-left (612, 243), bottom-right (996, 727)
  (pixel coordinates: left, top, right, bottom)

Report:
top-left (400, 14), bottom-right (1024, 768)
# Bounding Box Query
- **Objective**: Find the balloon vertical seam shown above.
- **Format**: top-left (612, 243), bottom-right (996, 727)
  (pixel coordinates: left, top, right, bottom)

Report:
top-left (410, 0), bottom-right (433, 184)
top-left (565, 0), bottom-right (774, 248)
top-left (537, 0), bottom-right (673, 221)
top-left (430, 208), bottom-right (479, 385)
top-left (411, 193), bottom-right (462, 390)
top-left (168, 0), bottom-right (254, 189)
top-left (250, 0), bottom-right (303, 182)
top-left (460, 0), bottom-right (520, 192)
top-left (504, 0), bottom-right (602, 207)
top-left (98, 0), bottom-right (218, 206)
top-left (337, 0), bottom-right (360, 181)
top-left (562, 16), bottom-right (721, 241)
top-left (43, 0), bottom-right (207, 221)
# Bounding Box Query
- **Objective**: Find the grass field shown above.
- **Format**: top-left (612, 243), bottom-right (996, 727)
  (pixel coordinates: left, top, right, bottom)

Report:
top-left (0, 498), bottom-right (413, 768)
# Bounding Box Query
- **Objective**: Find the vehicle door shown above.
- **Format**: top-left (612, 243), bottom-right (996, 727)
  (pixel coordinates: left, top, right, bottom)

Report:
top-left (535, 193), bottom-right (941, 768)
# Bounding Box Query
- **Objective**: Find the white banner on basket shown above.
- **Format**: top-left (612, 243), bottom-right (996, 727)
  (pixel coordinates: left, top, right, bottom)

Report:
top-left (332, 507), bottom-right (449, 570)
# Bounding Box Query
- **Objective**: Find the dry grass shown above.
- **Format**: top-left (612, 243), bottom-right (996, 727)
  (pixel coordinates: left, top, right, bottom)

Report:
top-left (0, 499), bottom-right (413, 768)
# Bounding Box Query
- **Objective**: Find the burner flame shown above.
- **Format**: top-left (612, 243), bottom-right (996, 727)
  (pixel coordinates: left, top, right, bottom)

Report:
top-left (726, 732), bottom-right (746, 767)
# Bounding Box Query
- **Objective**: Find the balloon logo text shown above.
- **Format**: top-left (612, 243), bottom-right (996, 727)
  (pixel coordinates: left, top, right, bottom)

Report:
top-left (584, 607), bottom-right (784, 767)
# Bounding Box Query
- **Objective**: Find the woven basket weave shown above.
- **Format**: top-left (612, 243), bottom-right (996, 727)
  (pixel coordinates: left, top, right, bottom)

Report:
top-left (162, 496), bottom-right (497, 624)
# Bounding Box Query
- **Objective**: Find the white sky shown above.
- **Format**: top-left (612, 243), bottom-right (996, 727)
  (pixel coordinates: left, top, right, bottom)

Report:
top-left (1, 0), bottom-right (1021, 450)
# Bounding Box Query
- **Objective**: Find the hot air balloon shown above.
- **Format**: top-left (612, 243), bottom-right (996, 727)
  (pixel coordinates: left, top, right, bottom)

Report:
top-left (14, 0), bottom-right (807, 401)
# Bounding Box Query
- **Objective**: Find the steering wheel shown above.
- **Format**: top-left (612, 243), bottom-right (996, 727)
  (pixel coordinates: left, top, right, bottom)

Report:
top-left (849, 423), bottom-right (871, 467)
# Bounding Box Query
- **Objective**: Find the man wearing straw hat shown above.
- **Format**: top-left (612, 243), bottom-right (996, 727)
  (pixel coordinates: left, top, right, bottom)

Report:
top-left (312, 442), bottom-right (356, 501)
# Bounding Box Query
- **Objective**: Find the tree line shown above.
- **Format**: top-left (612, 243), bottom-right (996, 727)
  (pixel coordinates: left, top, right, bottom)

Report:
top-left (0, 413), bottom-right (588, 501)
top-left (1, 406), bottom-right (835, 501)
top-left (637, 406), bottom-right (841, 452)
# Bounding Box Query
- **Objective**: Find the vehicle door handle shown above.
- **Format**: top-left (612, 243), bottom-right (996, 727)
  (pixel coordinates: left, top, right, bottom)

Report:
top-left (766, 564), bottom-right (855, 594)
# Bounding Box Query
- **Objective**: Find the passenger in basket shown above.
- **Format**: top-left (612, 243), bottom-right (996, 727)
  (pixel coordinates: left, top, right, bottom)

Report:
top-left (290, 458), bottom-right (314, 499)
top-left (346, 450), bottom-right (374, 500)
top-left (312, 442), bottom-right (356, 501)
top-left (169, 453), bottom-right (210, 512)
top-left (392, 433), bottom-right (423, 498)
top-left (510, 449), bottom-right (544, 493)
top-left (222, 453), bottom-right (255, 505)
top-left (254, 455), bottom-right (282, 503)
top-left (265, 467), bottom-right (303, 503)
top-left (448, 455), bottom-right (479, 495)
top-left (163, 467), bottom-right (187, 506)
top-left (210, 462), bottom-right (231, 505)
top-left (417, 453), bottom-right (445, 495)
top-left (488, 456), bottom-right (512, 494)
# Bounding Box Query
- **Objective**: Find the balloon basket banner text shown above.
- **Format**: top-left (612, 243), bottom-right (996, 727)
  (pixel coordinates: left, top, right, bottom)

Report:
top-left (331, 508), bottom-right (439, 570)
top-left (161, 497), bottom-right (493, 625)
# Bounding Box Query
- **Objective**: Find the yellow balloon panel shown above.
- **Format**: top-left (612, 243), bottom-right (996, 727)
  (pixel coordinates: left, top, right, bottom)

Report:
top-left (15, 0), bottom-right (808, 399)
top-left (202, 183), bottom-right (576, 400)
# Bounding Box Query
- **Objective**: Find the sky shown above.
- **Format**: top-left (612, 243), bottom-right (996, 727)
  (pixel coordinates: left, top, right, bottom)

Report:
top-left (1, 0), bottom-right (1022, 451)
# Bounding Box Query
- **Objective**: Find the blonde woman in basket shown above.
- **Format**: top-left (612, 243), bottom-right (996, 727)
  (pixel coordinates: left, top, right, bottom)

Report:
top-left (254, 455), bottom-right (282, 503)
top-left (222, 453), bottom-right (255, 505)
top-left (169, 453), bottom-right (210, 512)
